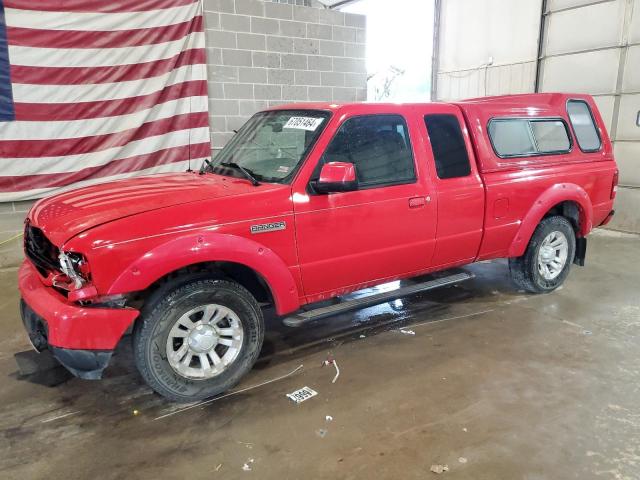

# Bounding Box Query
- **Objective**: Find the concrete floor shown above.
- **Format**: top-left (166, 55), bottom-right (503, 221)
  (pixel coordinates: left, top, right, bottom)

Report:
top-left (0, 211), bottom-right (639, 479)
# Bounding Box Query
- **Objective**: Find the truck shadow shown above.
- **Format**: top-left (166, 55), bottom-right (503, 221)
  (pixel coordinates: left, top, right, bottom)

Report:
top-left (256, 260), bottom-right (521, 370)
top-left (14, 260), bottom-right (525, 404)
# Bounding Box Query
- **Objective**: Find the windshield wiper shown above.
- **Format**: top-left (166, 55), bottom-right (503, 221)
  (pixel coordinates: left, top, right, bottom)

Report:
top-left (220, 162), bottom-right (261, 186)
top-left (199, 158), bottom-right (213, 175)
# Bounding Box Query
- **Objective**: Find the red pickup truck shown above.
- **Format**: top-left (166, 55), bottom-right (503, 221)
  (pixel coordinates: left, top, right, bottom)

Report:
top-left (18, 93), bottom-right (617, 401)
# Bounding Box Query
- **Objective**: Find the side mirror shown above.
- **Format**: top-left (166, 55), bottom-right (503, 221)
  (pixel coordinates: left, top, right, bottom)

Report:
top-left (312, 162), bottom-right (357, 194)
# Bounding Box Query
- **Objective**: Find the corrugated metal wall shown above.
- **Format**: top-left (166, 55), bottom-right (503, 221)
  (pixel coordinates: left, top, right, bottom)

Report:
top-left (436, 0), bottom-right (640, 233)
top-left (435, 0), bottom-right (542, 100)
top-left (538, 0), bottom-right (640, 232)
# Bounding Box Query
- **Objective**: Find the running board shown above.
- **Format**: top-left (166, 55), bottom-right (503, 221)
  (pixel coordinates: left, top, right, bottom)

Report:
top-left (282, 271), bottom-right (475, 328)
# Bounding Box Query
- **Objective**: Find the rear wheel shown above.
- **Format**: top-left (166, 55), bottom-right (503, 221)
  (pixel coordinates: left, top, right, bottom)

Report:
top-left (133, 277), bottom-right (264, 402)
top-left (509, 216), bottom-right (576, 293)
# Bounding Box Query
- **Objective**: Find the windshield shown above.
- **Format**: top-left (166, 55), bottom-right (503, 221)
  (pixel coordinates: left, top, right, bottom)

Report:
top-left (205, 109), bottom-right (331, 183)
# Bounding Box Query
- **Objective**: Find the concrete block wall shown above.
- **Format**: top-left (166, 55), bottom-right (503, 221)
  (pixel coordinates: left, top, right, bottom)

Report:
top-left (203, 0), bottom-right (367, 152)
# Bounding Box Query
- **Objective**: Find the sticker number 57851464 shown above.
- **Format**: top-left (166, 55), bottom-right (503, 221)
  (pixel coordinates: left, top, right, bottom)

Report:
top-left (283, 116), bottom-right (324, 131)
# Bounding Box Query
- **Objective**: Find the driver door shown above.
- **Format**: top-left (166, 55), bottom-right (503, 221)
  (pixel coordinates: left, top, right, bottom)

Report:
top-left (292, 111), bottom-right (437, 301)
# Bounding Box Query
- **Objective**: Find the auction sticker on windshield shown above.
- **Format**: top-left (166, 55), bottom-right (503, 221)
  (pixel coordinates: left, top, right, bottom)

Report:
top-left (283, 116), bottom-right (324, 131)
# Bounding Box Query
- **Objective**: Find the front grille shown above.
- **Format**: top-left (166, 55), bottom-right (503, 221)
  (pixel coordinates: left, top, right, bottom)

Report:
top-left (24, 222), bottom-right (60, 277)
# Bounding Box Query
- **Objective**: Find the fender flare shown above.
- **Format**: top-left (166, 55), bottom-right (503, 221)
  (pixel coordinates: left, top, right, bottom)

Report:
top-left (507, 183), bottom-right (593, 258)
top-left (107, 233), bottom-right (300, 315)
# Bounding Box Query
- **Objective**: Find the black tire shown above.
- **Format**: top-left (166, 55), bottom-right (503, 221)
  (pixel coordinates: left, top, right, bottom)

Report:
top-left (509, 215), bottom-right (576, 293)
top-left (133, 277), bottom-right (264, 402)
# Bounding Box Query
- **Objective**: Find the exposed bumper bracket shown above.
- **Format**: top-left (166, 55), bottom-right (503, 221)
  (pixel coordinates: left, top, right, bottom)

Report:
top-left (50, 347), bottom-right (113, 380)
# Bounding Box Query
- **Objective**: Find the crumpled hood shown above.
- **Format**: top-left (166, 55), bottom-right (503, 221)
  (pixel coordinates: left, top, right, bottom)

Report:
top-left (29, 172), bottom-right (258, 245)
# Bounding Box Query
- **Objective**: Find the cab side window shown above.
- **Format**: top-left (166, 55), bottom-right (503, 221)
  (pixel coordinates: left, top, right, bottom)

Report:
top-left (424, 114), bottom-right (471, 179)
top-left (320, 114), bottom-right (416, 188)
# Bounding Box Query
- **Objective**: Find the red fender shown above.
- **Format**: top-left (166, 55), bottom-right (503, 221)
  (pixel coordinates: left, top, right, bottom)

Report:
top-left (508, 183), bottom-right (593, 258)
top-left (107, 233), bottom-right (300, 315)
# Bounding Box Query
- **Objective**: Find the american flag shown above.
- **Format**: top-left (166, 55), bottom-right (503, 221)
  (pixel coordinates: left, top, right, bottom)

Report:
top-left (0, 0), bottom-right (210, 201)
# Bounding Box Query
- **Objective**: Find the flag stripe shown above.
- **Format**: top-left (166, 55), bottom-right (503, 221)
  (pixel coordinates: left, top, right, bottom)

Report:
top-left (12, 63), bottom-right (206, 103)
top-left (1, 95), bottom-right (208, 140)
top-left (0, 112), bottom-right (209, 158)
top-left (71, 183), bottom-right (197, 207)
top-left (3, 127), bottom-right (211, 176)
top-left (9, 31), bottom-right (202, 67)
top-left (13, 80), bottom-right (207, 121)
top-left (6, 17), bottom-right (203, 49)
top-left (4, 3), bottom-right (200, 31)
top-left (58, 180), bottom-right (201, 204)
top-left (0, 143), bottom-right (211, 192)
top-left (0, 161), bottom-right (196, 202)
top-left (1, 0), bottom-right (210, 201)
top-left (10, 48), bottom-right (206, 85)
top-left (3, 0), bottom-right (199, 13)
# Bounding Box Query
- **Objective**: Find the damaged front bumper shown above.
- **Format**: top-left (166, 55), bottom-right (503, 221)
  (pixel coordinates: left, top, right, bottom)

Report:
top-left (18, 260), bottom-right (139, 379)
top-left (21, 300), bottom-right (113, 379)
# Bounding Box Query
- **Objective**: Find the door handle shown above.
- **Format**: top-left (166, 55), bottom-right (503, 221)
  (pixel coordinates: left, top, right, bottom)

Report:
top-left (409, 197), bottom-right (426, 208)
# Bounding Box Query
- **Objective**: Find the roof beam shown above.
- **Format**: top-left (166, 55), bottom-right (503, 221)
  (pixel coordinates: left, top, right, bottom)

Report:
top-left (316, 0), bottom-right (363, 9)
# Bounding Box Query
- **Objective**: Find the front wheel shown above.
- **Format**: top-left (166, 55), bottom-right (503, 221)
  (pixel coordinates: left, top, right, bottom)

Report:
top-left (509, 216), bottom-right (576, 293)
top-left (133, 278), bottom-right (264, 402)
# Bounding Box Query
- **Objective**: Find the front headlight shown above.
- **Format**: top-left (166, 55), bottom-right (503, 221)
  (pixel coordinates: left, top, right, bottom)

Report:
top-left (58, 251), bottom-right (90, 289)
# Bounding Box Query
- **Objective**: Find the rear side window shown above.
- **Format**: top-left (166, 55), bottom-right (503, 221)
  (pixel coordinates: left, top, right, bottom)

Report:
top-left (320, 114), bottom-right (416, 188)
top-left (488, 118), bottom-right (571, 158)
top-left (424, 114), bottom-right (471, 179)
top-left (567, 100), bottom-right (601, 152)
top-left (488, 119), bottom-right (536, 157)
top-left (530, 120), bottom-right (571, 152)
